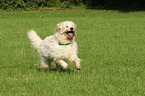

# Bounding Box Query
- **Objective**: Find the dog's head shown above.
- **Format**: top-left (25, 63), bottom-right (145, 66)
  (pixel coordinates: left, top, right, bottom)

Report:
top-left (56, 21), bottom-right (77, 40)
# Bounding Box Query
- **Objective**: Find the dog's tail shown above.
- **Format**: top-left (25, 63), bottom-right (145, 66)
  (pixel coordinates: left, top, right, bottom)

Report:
top-left (27, 30), bottom-right (42, 49)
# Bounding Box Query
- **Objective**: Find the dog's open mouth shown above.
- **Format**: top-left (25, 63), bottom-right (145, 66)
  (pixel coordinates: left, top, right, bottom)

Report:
top-left (66, 31), bottom-right (75, 39)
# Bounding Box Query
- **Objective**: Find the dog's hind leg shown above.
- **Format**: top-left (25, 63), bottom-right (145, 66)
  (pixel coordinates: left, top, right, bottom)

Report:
top-left (55, 60), bottom-right (68, 69)
top-left (40, 56), bottom-right (51, 70)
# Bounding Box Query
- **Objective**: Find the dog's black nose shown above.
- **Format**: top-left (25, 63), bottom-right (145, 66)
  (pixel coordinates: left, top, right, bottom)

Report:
top-left (70, 27), bottom-right (73, 31)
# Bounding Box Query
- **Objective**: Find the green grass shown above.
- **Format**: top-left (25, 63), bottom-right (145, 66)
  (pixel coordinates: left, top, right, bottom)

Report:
top-left (0, 10), bottom-right (145, 95)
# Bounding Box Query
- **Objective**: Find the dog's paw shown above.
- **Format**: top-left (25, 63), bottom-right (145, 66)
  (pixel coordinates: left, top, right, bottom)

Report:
top-left (75, 65), bottom-right (81, 70)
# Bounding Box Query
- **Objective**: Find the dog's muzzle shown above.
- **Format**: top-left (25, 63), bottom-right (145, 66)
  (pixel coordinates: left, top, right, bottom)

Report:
top-left (66, 31), bottom-right (75, 39)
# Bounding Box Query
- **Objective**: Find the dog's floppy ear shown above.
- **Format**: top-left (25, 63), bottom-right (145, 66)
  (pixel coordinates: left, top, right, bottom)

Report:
top-left (56, 23), bottom-right (63, 33)
top-left (56, 23), bottom-right (61, 30)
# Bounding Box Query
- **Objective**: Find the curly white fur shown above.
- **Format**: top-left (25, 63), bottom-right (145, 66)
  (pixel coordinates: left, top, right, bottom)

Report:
top-left (27, 21), bottom-right (81, 70)
top-left (27, 30), bottom-right (42, 49)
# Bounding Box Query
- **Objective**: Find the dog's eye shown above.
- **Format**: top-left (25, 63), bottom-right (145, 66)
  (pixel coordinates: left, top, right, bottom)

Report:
top-left (66, 26), bottom-right (68, 28)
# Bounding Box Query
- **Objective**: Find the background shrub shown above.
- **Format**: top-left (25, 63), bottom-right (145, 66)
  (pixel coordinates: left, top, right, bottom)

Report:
top-left (86, 0), bottom-right (145, 10)
top-left (0, 0), bottom-right (84, 11)
top-left (0, 0), bottom-right (145, 11)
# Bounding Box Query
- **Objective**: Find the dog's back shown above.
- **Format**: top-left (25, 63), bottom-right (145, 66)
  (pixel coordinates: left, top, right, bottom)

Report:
top-left (27, 30), bottom-right (42, 49)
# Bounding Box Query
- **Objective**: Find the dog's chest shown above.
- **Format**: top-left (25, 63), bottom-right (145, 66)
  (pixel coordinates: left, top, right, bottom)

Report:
top-left (39, 36), bottom-right (77, 59)
top-left (54, 44), bottom-right (75, 58)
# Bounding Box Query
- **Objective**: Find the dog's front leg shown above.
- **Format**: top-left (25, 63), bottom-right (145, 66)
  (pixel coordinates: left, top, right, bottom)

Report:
top-left (74, 58), bottom-right (81, 70)
top-left (55, 60), bottom-right (68, 69)
top-left (68, 57), bottom-right (81, 70)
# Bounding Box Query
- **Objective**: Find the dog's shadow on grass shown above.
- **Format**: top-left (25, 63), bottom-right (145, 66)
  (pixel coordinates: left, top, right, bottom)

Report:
top-left (30, 65), bottom-right (77, 74)
top-left (50, 68), bottom-right (76, 74)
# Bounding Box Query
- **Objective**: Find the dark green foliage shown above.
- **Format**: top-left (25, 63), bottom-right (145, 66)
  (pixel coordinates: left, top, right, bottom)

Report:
top-left (86, 0), bottom-right (145, 10)
top-left (0, 0), bottom-right (84, 11)
top-left (0, 0), bottom-right (25, 10)
top-left (0, 0), bottom-right (145, 11)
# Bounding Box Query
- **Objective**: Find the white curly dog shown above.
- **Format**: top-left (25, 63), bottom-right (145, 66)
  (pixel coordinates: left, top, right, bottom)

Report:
top-left (27, 21), bottom-right (81, 70)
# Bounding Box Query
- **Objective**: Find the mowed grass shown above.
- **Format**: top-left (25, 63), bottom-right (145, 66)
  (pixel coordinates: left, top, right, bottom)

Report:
top-left (0, 10), bottom-right (145, 95)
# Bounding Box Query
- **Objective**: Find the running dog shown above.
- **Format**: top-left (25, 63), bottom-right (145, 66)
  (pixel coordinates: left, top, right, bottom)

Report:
top-left (27, 21), bottom-right (81, 70)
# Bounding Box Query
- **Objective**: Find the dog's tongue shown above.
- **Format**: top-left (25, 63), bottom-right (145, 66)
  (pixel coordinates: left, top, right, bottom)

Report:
top-left (68, 33), bottom-right (73, 37)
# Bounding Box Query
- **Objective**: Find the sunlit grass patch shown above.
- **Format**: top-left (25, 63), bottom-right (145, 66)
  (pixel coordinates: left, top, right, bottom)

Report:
top-left (0, 10), bottom-right (144, 95)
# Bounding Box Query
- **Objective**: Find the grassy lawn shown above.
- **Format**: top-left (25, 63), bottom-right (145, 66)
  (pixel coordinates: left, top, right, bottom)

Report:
top-left (0, 10), bottom-right (144, 95)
